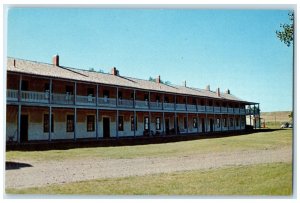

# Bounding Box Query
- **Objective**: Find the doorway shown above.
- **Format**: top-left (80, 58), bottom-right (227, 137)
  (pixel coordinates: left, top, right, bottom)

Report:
top-left (202, 118), bottom-right (205, 132)
top-left (20, 115), bottom-right (28, 142)
top-left (103, 117), bottom-right (110, 138)
top-left (210, 119), bottom-right (214, 132)
top-left (165, 118), bottom-right (170, 135)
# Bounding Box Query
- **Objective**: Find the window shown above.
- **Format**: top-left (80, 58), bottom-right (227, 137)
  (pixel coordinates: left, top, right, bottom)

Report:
top-left (87, 88), bottom-right (94, 96)
top-left (184, 117), bottom-right (187, 129)
top-left (21, 80), bottom-right (28, 91)
top-left (44, 114), bottom-right (54, 132)
top-left (67, 115), bottom-right (74, 132)
top-left (230, 118), bottom-right (234, 127)
top-left (144, 117), bottom-right (149, 130)
top-left (164, 96), bottom-right (169, 103)
top-left (118, 91), bottom-right (123, 100)
top-left (236, 117), bottom-right (239, 127)
top-left (87, 115), bottom-right (95, 132)
top-left (192, 99), bottom-right (197, 105)
top-left (131, 116), bottom-right (137, 131)
top-left (103, 90), bottom-right (110, 98)
top-left (118, 116), bottom-right (124, 131)
top-left (216, 118), bottom-right (220, 128)
top-left (156, 95), bottom-right (160, 102)
top-left (223, 118), bottom-right (227, 127)
top-left (66, 85), bottom-right (73, 94)
top-left (44, 83), bottom-right (50, 92)
top-left (193, 118), bottom-right (197, 128)
top-left (156, 117), bottom-right (161, 130)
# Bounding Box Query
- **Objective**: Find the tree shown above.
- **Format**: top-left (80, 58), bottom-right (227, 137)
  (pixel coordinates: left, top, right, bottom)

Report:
top-left (276, 11), bottom-right (294, 47)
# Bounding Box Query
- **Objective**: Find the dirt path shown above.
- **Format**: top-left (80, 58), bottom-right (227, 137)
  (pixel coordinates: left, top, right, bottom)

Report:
top-left (6, 147), bottom-right (292, 189)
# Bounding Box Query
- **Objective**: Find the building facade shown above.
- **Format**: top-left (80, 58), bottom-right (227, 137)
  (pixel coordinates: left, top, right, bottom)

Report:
top-left (6, 55), bottom-right (260, 143)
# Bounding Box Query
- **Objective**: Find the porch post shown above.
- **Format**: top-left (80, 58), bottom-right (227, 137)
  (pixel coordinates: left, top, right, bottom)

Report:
top-left (258, 103), bottom-right (261, 129)
top-left (175, 112), bottom-right (177, 135)
top-left (18, 75), bottom-right (22, 102)
top-left (149, 111), bottom-right (151, 136)
top-left (49, 106), bottom-right (52, 141)
top-left (74, 82), bottom-right (77, 105)
top-left (96, 84), bottom-right (99, 140)
top-left (133, 89), bottom-right (136, 108)
top-left (116, 87), bottom-right (119, 107)
top-left (134, 110), bottom-right (136, 137)
top-left (162, 111), bottom-right (165, 136)
top-left (148, 91), bottom-right (151, 109)
top-left (49, 78), bottom-right (52, 104)
top-left (196, 113), bottom-right (199, 134)
top-left (17, 104), bottom-right (21, 143)
top-left (116, 110), bottom-right (119, 138)
top-left (74, 108), bottom-right (77, 141)
top-left (186, 112), bottom-right (189, 134)
top-left (221, 114), bottom-right (223, 132)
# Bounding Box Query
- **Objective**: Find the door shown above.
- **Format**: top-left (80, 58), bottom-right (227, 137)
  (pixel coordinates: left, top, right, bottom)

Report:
top-left (210, 119), bottom-right (214, 132)
top-left (165, 118), bottom-right (170, 135)
top-left (103, 117), bottom-right (110, 138)
top-left (202, 118), bottom-right (205, 132)
top-left (20, 115), bottom-right (28, 142)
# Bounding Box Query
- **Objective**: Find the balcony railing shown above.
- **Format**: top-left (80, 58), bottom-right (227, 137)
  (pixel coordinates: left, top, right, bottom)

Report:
top-left (7, 89), bottom-right (18, 101)
top-left (135, 100), bottom-right (149, 109)
top-left (98, 97), bottom-right (116, 107)
top-left (206, 106), bottom-right (213, 112)
top-left (118, 99), bottom-right (134, 108)
top-left (176, 104), bottom-right (186, 111)
top-left (187, 104), bottom-right (197, 111)
top-left (52, 93), bottom-right (74, 105)
top-left (21, 91), bottom-right (50, 103)
top-left (76, 95), bottom-right (96, 106)
top-left (163, 103), bottom-right (175, 110)
top-left (214, 107), bottom-right (221, 113)
top-left (221, 107), bottom-right (227, 113)
top-left (197, 105), bottom-right (206, 112)
top-left (7, 89), bottom-right (251, 114)
top-left (150, 101), bottom-right (162, 110)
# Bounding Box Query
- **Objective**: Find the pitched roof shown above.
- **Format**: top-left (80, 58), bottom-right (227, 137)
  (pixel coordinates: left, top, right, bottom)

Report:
top-left (7, 57), bottom-right (250, 103)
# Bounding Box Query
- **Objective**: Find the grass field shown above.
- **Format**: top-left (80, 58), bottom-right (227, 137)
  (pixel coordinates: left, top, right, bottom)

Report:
top-left (6, 129), bottom-right (293, 195)
top-left (6, 129), bottom-right (292, 162)
top-left (6, 162), bottom-right (292, 195)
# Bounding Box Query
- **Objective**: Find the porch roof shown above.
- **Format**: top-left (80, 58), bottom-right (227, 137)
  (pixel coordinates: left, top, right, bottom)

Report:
top-left (7, 57), bottom-right (253, 104)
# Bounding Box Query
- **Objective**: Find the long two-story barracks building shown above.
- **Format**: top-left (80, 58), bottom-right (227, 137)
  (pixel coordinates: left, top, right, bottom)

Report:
top-left (6, 55), bottom-right (260, 143)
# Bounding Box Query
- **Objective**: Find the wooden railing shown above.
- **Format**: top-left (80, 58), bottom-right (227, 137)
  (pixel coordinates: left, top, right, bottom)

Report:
top-left (6, 89), bottom-right (249, 114)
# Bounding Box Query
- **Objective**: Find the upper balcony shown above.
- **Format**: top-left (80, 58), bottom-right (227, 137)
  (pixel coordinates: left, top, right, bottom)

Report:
top-left (7, 89), bottom-right (248, 114)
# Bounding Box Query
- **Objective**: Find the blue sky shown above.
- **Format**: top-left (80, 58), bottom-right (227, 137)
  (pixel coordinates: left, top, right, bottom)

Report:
top-left (6, 8), bottom-right (293, 112)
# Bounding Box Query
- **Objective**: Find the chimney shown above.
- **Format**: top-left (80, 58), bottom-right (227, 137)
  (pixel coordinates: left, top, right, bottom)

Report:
top-left (206, 85), bottom-right (210, 91)
top-left (156, 75), bottom-right (161, 83)
top-left (183, 80), bottom-right (186, 87)
top-left (217, 88), bottom-right (220, 97)
top-left (52, 54), bottom-right (59, 66)
top-left (13, 59), bottom-right (16, 67)
top-left (226, 89), bottom-right (230, 94)
top-left (111, 67), bottom-right (119, 76)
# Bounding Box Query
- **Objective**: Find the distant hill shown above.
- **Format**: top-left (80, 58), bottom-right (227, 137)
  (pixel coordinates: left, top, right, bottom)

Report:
top-left (260, 111), bottom-right (292, 123)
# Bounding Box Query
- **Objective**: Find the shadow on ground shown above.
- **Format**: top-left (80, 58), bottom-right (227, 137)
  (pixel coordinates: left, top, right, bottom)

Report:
top-left (6, 128), bottom-right (287, 151)
top-left (6, 161), bottom-right (32, 170)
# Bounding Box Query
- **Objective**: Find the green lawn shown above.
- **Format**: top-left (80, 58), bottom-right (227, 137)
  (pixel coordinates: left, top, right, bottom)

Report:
top-left (6, 129), bottom-right (292, 162)
top-left (6, 162), bottom-right (292, 195)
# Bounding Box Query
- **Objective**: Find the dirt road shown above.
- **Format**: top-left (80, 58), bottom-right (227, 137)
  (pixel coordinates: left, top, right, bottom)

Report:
top-left (5, 146), bottom-right (292, 189)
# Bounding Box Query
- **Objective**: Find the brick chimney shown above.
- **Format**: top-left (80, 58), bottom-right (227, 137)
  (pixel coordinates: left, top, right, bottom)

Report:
top-left (111, 67), bottom-right (119, 76)
top-left (226, 89), bottom-right (230, 94)
top-left (156, 75), bottom-right (161, 83)
top-left (52, 54), bottom-right (59, 66)
top-left (217, 88), bottom-right (220, 97)
top-left (206, 85), bottom-right (210, 91)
